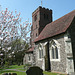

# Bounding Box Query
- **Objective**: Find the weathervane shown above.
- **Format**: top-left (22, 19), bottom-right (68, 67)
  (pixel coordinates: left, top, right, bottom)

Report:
top-left (41, 0), bottom-right (43, 7)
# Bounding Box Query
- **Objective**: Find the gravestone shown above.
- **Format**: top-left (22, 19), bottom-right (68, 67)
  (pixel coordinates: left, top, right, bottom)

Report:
top-left (26, 66), bottom-right (43, 75)
top-left (11, 73), bottom-right (17, 75)
top-left (2, 73), bottom-right (17, 75)
top-left (2, 73), bottom-right (8, 75)
top-left (8, 73), bottom-right (11, 75)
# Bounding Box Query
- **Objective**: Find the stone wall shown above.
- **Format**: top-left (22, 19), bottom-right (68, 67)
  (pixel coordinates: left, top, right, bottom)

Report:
top-left (23, 53), bottom-right (33, 65)
top-left (50, 34), bottom-right (66, 73)
top-left (68, 18), bottom-right (75, 71)
top-left (34, 17), bottom-right (75, 73)
top-left (34, 43), bottom-right (45, 70)
top-left (35, 34), bottom-right (67, 73)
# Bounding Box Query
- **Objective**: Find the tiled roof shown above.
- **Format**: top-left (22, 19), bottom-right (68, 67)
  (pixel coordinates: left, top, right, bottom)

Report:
top-left (26, 47), bottom-right (34, 53)
top-left (34, 10), bottom-right (75, 42)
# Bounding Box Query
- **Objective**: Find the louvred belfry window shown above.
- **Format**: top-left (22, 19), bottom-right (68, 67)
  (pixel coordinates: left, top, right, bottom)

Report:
top-left (34, 15), bottom-right (37, 21)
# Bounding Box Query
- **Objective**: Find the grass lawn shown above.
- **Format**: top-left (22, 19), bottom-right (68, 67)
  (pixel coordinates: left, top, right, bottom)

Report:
top-left (6, 65), bottom-right (24, 69)
top-left (0, 65), bottom-right (26, 75)
top-left (0, 65), bottom-right (66, 75)
top-left (0, 70), bottom-right (26, 75)
top-left (3, 65), bottom-right (25, 71)
top-left (43, 71), bottom-right (65, 75)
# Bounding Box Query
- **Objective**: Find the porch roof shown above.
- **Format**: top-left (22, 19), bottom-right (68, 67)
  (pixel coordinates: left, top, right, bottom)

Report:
top-left (25, 47), bottom-right (34, 53)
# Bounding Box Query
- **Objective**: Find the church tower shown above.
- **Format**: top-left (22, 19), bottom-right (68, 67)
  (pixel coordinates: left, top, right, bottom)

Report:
top-left (30, 6), bottom-right (52, 47)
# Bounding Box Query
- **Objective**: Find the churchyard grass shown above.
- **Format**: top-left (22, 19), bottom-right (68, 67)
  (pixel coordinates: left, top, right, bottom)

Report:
top-left (2, 65), bottom-right (25, 71)
top-left (0, 65), bottom-right (26, 75)
top-left (6, 65), bottom-right (24, 69)
top-left (0, 70), bottom-right (26, 75)
top-left (0, 65), bottom-right (66, 75)
top-left (43, 71), bottom-right (66, 75)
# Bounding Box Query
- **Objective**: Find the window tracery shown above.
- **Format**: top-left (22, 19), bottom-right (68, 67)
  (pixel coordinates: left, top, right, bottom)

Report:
top-left (50, 39), bottom-right (60, 61)
top-left (38, 44), bottom-right (43, 59)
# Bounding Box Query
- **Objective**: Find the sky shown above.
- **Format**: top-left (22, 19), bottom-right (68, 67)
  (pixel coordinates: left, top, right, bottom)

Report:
top-left (0, 0), bottom-right (75, 23)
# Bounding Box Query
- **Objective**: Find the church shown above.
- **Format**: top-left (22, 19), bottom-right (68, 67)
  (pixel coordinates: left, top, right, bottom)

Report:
top-left (23, 6), bottom-right (75, 74)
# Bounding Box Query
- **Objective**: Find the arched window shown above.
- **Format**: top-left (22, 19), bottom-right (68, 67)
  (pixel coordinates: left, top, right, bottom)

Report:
top-left (36, 33), bottom-right (37, 37)
top-left (34, 15), bottom-right (37, 21)
top-left (50, 40), bottom-right (60, 61)
top-left (44, 14), bottom-right (46, 19)
top-left (38, 44), bottom-right (43, 59)
top-left (55, 47), bottom-right (58, 59)
top-left (28, 55), bottom-right (31, 61)
top-left (51, 45), bottom-right (58, 59)
top-left (51, 46), bottom-right (54, 59)
top-left (36, 24), bottom-right (37, 28)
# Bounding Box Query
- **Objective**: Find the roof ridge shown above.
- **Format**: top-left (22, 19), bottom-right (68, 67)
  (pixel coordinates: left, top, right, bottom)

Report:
top-left (49, 10), bottom-right (75, 25)
top-left (42, 10), bottom-right (75, 31)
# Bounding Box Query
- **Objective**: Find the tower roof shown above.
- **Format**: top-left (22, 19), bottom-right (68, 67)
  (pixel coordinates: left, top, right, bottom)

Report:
top-left (32, 6), bottom-right (52, 17)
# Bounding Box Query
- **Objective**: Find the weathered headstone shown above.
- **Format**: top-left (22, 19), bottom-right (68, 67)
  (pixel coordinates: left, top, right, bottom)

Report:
top-left (2, 73), bottom-right (17, 75)
top-left (26, 66), bottom-right (43, 75)
top-left (8, 73), bottom-right (11, 75)
top-left (11, 73), bottom-right (17, 75)
top-left (2, 73), bottom-right (8, 75)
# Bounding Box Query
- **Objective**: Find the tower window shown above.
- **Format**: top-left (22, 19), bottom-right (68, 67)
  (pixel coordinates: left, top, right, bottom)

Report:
top-left (34, 15), bottom-right (37, 21)
top-left (33, 33), bottom-right (34, 38)
top-left (47, 14), bottom-right (48, 19)
top-left (36, 24), bottom-right (37, 28)
top-left (44, 14), bottom-right (48, 19)
top-left (36, 33), bottom-right (37, 37)
top-left (44, 14), bottom-right (46, 19)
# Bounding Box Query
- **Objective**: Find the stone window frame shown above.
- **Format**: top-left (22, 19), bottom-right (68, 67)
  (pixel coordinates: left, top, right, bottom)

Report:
top-left (49, 39), bottom-right (60, 61)
top-left (36, 24), bottom-right (37, 28)
top-left (36, 33), bottom-right (37, 37)
top-left (28, 54), bottom-right (31, 62)
top-left (38, 43), bottom-right (43, 60)
top-left (44, 14), bottom-right (48, 19)
top-left (51, 45), bottom-right (58, 59)
top-left (34, 15), bottom-right (37, 21)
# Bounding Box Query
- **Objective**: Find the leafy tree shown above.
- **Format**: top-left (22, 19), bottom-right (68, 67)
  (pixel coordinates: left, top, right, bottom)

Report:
top-left (5, 38), bottom-right (29, 65)
top-left (0, 8), bottom-right (31, 67)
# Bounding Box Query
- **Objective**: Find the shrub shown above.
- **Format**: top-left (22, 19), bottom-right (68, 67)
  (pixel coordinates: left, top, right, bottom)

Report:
top-left (24, 64), bottom-right (31, 70)
top-left (4, 61), bottom-right (10, 68)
